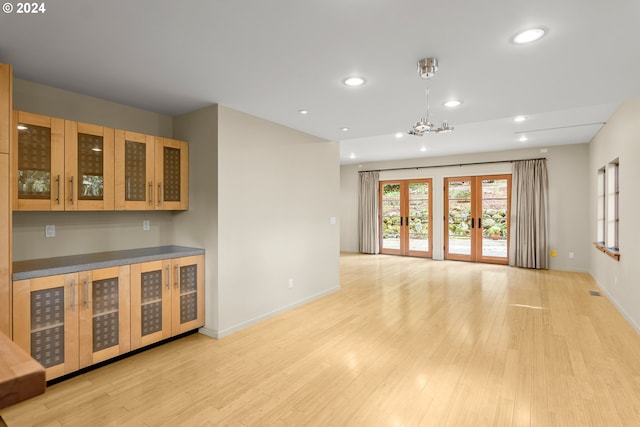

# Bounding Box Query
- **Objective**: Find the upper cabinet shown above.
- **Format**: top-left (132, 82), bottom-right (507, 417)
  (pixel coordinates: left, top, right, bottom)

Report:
top-left (13, 111), bottom-right (188, 212)
top-left (155, 137), bottom-right (188, 210)
top-left (65, 121), bottom-right (115, 211)
top-left (114, 130), bottom-right (155, 210)
top-left (12, 111), bottom-right (65, 211)
top-left (114, 132), bottom-right (189, 211)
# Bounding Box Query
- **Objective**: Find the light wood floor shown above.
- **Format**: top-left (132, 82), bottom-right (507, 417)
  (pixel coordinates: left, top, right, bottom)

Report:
top-left (3, 253), bottom-right (640, 426)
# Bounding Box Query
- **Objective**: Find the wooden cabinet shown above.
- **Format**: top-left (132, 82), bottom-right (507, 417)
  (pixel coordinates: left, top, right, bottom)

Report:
top-left (12, 250), bottom-right (204, 379)
top-left (13, 273), bottom-right (79, 380)
top-left (115, 130), bottom-right (155, 210)
top-left (131, 255), bottom-right (203, 350)
top-left (115, 132), bottom-right (189, 211)
top-left (0, 64), bottom-right (11, 337)
top-left (13, 266), bottom-right (131, 380)
top-left (12, 112), bottom-right (188, 212)
top-left (12, 113), bottom-right (118, 212)
top-left (78, 266), bottom-right (130, 369)
top-left (0, 63), bottom-right (10, 155)
top-left (11, 111), bottom-right (65, 211)
top-left (64, 121), bottom-right (115, 211)
top-left (155, 137), bottom-right (188, 210)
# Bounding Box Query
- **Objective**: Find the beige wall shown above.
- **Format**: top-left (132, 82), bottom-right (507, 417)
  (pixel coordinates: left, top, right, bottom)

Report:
top-left (216, 106), bottom-right (341, 337)
top-left (589, 99), bottom-right (640, 332)
top-left (172, 105), bottom-right (219, 334)
top-left (341, 144), bottom-right (590, 272)
top-left (12, 79), bottom-right (176, 260)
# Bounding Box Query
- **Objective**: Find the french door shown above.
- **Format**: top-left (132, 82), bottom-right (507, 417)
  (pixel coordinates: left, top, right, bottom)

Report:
top-left (379, 179), bottom-right (432, 258)
top-left (444, 175), bottom-right (511, 264)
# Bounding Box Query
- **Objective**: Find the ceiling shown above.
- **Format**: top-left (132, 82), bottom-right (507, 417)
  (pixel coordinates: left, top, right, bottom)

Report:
top-left (1, 1), bottom-right (638, 165)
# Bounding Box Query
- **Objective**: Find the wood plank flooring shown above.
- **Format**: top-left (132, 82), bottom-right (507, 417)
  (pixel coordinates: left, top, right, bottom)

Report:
top-left (3, 253), bottom-right (640, 426)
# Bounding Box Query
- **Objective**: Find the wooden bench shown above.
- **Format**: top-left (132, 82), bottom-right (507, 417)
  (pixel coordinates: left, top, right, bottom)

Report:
top-left (0, 332), bottom-right (46, 422)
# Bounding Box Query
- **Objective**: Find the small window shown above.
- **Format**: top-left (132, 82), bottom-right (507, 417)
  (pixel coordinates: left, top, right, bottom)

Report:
top-left (596, 167), bottom-right (605, 244)
top-left (606, 159), bottom-right (619, 251)
top-left (594, 159), bottom-right (620, 260)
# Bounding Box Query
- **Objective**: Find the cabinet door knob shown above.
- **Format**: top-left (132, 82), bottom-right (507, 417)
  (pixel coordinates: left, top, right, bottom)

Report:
top-left (148, 182), bottom-right (153, 206)
top-left (165, 265), bottom-right (170, 289)
top-left (85, 278), bottom-right (89, 308)
top-left (175, 264), bottom-right (180, 289)
top-left (158, 183), bottom-right (162, 207)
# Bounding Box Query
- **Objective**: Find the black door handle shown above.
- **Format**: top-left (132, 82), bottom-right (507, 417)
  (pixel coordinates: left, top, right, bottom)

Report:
top-left (478, 218), bottom-right (482, 228)
top-left (471, 217), bottom-right (475, 228)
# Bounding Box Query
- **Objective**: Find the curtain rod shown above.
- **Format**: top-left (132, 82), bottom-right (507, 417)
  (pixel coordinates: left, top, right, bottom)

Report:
top-left (357, 157), bottom-right (547, 173)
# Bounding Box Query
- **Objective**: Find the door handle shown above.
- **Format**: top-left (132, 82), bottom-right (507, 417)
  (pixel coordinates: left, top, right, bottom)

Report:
top-left (478, 218), bottom-right (482, 228)
top-left (399, 217), bottom-right (403, 226)
top-left (471, 218), bottom-right (475, 229)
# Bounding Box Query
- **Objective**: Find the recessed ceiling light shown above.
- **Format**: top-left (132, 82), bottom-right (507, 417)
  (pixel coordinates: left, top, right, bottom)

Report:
top-left (512, 28), bottom-right (546, 44)
top-left (443, 100), bottom-right (462, 108)
top-left (519, 135), bottom-right (528, 142)
top-left (395, 132), bottom-right (404, 138)
top-left (349, 152), bottom-right (356, 159)
top-left (343, 77), bottom-right (366, 87)
top-left (341, 127), bottom-right (350, 132)
top-left (298, 109), bottom-right (309, 115)
top-left (420, 146), bottom-right (427, 152)
top-left (513, 115), bottom-right (527, 122)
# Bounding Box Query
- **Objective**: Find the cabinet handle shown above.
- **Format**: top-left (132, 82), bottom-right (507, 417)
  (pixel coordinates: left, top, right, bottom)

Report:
top-left (166, 265), bottom-right (170, 289)
top-left (158, 183), bottom-right (162, 207)
top-left (70, 176), bottom-right (75, 205)
top-left (149, 182), bottom-right (153, 206)
top-left (85, 278), bottom-right (89, 308)
top-left (56, 174), bottom-right (61, 204)
top-left (71, 279), bottom-right (75, 312)
top-left (175, 264), bottom-right (180, 289)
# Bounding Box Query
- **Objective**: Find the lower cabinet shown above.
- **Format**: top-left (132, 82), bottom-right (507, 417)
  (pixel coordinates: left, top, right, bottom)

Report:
top-left (131, 255), bottom-right (204, 350)
top-left (13, 254), bottom-right (203, 381)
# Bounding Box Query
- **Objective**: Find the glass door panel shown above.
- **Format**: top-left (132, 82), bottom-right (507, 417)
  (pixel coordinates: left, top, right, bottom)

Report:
top-left (380, 183), bottom-right (401, 253)
top-left (407, 182), bottom-right (431, 254)
top-left (480, 178), bottom-right (509, 260)
top-left (445, 179), bottom-right (473, 260)
top-left (380, 179), bottom-right (432, 258)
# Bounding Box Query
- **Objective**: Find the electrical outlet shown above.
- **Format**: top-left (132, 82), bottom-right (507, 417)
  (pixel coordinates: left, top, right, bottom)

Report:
top-left (288, 278), bottom-right (294, 289)
top-left (45, 224), bottom-right (56, 238)
top-left (143, 220), bottom-right (150, 231)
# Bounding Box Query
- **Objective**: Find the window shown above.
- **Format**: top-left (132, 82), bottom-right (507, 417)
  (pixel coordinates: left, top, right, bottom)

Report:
top-left (606, 159), bottom-right (619, 251)
top-left (596, 167), bottom-right (605, 244)
top-left (594, 158), bottom-right (620, 260)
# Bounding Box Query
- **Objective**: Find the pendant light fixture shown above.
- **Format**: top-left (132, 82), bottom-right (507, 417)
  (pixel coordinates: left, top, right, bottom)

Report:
top-left (408, 58), bottom-right (454, 136)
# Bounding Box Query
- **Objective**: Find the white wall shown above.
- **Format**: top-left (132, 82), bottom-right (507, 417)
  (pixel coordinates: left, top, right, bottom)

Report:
top-left (589, 99), bottom-right (640, 332)
top-left (341, 144), bottom-right (590, 272)
top-left (216, 105), bottom-right (340, 337)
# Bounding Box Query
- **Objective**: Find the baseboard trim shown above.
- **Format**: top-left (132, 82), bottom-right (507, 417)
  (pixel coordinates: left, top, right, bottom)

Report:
top-left (206, 286), bottom-right (340, 339)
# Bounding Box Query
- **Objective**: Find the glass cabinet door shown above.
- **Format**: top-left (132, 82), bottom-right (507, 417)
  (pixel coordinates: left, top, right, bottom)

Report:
top-left (171, 255), bottom-right (204, 335)
top-left (155, 137), bottom-right (188, 210)
top-left (12, 111), bottom-right (64, 211)
top-left (13, 273), bottom-right (79, 380)
top-left (78, 266), bottom-right (130, 368)
top-left (130, 260), bottom-right (172, 350)
top-left (65, 121), bottom-right (115, 210)
top-left (115, 130), bottom-right (155, 210)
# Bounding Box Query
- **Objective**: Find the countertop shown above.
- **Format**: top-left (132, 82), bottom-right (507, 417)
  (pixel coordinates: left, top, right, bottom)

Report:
top-left (12, 245), bottom-right (205, 281)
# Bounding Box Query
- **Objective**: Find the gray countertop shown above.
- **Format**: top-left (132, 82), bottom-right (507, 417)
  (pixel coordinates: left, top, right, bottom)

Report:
top-left (13, 245), bottom-right (205, 281)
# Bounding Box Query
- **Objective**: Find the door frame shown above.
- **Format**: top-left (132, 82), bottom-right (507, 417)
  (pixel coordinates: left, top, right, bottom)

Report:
top-left (444, 175), bottom-right (511, 264)
top-left (379, 178), bottom-right (433, 258)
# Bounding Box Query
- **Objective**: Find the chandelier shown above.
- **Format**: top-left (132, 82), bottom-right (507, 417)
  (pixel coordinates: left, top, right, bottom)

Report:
top-left (408, 58), bottom-right (454, 136)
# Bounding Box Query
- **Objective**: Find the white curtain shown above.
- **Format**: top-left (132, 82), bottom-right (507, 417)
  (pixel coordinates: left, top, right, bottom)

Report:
top-left (358, 171), bottom-right (379, 254)
top-left (509, 159), bottom-right (549, 269)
